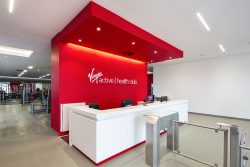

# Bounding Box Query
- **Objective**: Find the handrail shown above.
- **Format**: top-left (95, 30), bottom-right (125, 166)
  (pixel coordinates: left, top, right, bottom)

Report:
top-left (240, 145), bottom-right (250, 150)
top-left (173, 120), bottom-right (228, 132)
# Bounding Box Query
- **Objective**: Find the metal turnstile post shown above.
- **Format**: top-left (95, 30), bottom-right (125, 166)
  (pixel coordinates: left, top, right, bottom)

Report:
top-left (145, 112), bottom-right (179, 167)
top-left (230, 125), bottom-right (240, 167)
top-left (168, 119), bottom-right (179, 151)
top-left (146, 116), bottom-right (160, 167)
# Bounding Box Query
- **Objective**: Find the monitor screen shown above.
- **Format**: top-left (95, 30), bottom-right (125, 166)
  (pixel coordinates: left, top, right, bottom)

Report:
top-left (88, 103), bottom-right (99, 109)
top-left (120, 99), bottom-right (133, 107)
top-left (160, 96), bottom-right (168, 102)
top-left (147, 95), bottom-right (154, 102)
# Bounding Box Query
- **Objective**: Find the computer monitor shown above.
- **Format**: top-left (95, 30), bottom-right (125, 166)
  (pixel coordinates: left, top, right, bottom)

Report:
top-left (120, 99), bottom-right (133, 107)
top-left (160, 96), bottom-right (168, 102)
top-left (88, 103), bottom-right (99, 109)
top-left (147, 95), bottom-right (154, 102)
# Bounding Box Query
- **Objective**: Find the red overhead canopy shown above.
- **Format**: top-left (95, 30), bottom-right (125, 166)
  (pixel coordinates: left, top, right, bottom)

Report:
top-left (55, 1), bottom-right (183, 63)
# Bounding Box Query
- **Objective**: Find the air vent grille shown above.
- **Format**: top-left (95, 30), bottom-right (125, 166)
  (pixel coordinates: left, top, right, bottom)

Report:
top-left (122, 51), bottom-right (134, 56)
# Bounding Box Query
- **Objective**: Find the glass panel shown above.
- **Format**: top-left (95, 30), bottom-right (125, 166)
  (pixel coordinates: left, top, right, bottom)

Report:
top-left (177, 123), bottom-right (224, 166)
top-left (244, 147), bottom-right (250, 167)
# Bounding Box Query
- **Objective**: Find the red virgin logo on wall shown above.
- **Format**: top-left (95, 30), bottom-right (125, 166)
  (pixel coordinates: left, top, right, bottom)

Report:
top-left (88, 68), bottom-right (137, 85)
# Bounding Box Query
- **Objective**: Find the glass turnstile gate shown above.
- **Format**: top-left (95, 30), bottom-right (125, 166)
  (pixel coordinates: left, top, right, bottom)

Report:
top-left (145, 111), bottom-right (249, 167)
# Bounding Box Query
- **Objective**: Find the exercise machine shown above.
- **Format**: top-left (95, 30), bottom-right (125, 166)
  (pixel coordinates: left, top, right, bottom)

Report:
top-left (20, 83), bottom-right (36, 106)
top-left (30, 84), bottom-right (51, 113)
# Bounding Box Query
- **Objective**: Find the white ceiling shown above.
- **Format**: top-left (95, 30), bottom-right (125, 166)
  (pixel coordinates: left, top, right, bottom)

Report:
top-left (0, 0), bottom-right (89, 77)
top-left (0, 0), bottom-right (250, 77)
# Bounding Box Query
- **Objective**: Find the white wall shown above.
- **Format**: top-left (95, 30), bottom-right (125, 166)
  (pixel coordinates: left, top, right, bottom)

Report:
top-left (154, 54), bottom-right (250, 119)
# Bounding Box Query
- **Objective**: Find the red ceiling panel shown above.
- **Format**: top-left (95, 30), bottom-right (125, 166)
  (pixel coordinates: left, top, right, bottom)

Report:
top-left (57, 2), bottom-right (183, 63)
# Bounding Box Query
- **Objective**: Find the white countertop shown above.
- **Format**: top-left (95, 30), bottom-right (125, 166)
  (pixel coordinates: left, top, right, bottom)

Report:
top-left (70, 100), bottom-right (188, 121)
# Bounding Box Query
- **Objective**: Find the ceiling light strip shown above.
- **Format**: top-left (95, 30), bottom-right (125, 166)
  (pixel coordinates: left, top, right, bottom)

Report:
top-left (67, 43), bottom-right (145, 64)
top-left (197, 12), bottom-right (210, 31)
top-left (219, 44), bottom-right (226, 53)
top-left (0, 45), bottom-right (33, 57)
top-left (9, 0), bottom-right (14, 13)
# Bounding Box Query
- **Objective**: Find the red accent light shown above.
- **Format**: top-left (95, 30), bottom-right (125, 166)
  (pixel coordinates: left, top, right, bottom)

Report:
top-left (58, 131), bottom-right (69, 137)
top-left (132, 42), bottom-right (135, 45)
top-left (67, 43), bottom-right (145, 64)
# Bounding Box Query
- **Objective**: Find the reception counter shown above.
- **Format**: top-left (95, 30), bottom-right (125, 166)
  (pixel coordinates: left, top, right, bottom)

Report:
top-left (69, 100), bottom-right (188, 165)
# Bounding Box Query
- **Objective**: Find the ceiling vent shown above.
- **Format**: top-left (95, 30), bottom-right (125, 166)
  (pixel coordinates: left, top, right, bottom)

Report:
top-left (122, 51), bottom-right (134, 56)
top-left (16, 69), bottom-right (23, 72)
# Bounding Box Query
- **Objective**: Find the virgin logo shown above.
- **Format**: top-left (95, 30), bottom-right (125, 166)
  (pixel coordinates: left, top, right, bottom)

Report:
top-left (88, 68), bottom-right (137, 85)
top-left (88, 68), bottom-right (103, 83)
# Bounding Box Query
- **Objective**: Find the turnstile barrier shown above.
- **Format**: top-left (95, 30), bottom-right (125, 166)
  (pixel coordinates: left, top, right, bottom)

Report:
top-left (145, 111), bottom-right (179, 167)
top-left (240, 130), bottom-right (249, 167)
top-left (145, 114), bottom-right (249, 167)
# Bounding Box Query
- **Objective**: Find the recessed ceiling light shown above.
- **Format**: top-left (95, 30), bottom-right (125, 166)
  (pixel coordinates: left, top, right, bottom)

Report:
top-left (78, 39), bottom-right (82, 42)
top-left (46, 74), bottom-right (50, 76)
top-left (219, 44), bottom-right (226, 53)
top-left (154, 50), bottom-right (158, 54)
top-left (96, 27), bottom-right (101, 31)
top-left (9, 0), bottom-right (14, 13)
top-left (196, 12), bottom-right (210, 31)
top-left (0, 45), bottom-right (33, 57)
top-left (150, 60), bottom-right (153, 63)
top-left (169, 56), bottom-right (172, 59)
top-left (132, 42), bottom-right (135, 45)
top-left (23, 70), bottom-right (28, 73)
top-left (28, 66), bottom-right (33, 69)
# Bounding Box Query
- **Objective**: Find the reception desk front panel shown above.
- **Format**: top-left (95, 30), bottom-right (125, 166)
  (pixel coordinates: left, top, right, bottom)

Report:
top-left (69, 100), bottom-right (188, 165)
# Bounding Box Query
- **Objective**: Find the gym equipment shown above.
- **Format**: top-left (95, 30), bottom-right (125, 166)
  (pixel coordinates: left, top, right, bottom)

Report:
top-left (20, 83), bottom-right (36, 106)
top-left (0, 90), bottom-right (6, 101)
top-left (31, 84), bottom-right (51, 113)
top-left (0, 82), bottom-right (10, 101)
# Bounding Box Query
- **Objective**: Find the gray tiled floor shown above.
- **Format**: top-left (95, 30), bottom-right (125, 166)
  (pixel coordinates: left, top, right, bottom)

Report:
top-left (0, 104), bottom-right (249, 167)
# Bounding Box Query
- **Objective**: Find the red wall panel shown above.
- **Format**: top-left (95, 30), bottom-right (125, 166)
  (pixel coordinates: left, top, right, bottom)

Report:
top-left (51, 38), bottom-right (60, 132)
top-left (50, 2), bottom-right (181, 133)
top-left (59, 43), bottom-right (147, 110)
